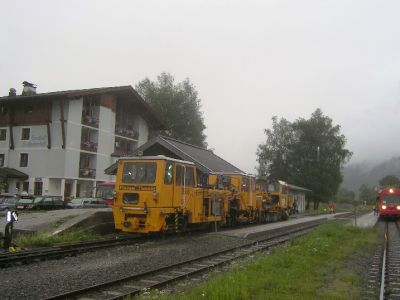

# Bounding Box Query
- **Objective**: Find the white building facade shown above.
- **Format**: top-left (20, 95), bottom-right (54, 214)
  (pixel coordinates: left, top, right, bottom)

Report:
top-left (0, 86), bottom-right (163, 199)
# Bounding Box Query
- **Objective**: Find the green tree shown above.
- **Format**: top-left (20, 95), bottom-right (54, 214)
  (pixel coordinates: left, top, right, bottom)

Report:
top-left (257, 109), bottom-right (352, 209)
top-left (358, 184), bottom-right (376, 204)
top-left (256, 116), bottom-right (295, 179)
top-left (136, 72), bottom-right (207, 147)
top-left (379, 175), bottom-right (400, 187)
top-left (337, 188), bottom-right (356, 205)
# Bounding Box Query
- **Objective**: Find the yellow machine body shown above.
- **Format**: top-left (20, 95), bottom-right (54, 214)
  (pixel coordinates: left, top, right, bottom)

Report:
top-left (113, 156), bottom-right (224, 234)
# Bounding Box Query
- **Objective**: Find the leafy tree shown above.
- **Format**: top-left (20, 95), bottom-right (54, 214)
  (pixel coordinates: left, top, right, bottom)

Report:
top-left (257, 109), bottom-right (352, 209)
top-left (358, 184), bottom-right (376, 204)
top-left (256, 116), bottom-right (295, 179)
top-left (136, 72), bottom-right (207, 147)
top-left (337, 188), bottom-right (356, 205)
top-left (379, 175), bottom-right (400, 187)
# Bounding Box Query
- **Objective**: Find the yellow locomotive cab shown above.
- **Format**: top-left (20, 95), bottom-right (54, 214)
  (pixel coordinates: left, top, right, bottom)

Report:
top-left (113, 156), bottom-right (225, 234)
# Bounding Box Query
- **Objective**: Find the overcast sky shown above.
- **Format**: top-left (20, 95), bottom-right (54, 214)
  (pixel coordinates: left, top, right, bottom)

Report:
top-left (1, 0), bottom-right (400, 173)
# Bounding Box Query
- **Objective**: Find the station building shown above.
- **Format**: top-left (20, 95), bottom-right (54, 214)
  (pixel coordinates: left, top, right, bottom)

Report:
top-left (0, 83), bottom-right (163, 199)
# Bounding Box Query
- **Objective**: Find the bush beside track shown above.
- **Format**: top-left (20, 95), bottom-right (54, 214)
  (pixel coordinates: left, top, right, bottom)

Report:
top-left (139, 222), bottom-right (380, 300)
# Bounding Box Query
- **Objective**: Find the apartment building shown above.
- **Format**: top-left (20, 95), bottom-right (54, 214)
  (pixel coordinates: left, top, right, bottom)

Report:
top-left (0, 83), bottom-right (163, 199)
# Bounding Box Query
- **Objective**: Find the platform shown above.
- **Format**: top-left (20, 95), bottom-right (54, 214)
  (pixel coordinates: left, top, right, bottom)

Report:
top-left (217, 212), bottom-right (352, 239)
top-left (0, 208), bottom-right (114, 235)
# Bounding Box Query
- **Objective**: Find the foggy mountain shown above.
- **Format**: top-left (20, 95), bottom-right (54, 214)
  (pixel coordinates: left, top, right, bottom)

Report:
top-left (342, 157), bottom-right (400, 192)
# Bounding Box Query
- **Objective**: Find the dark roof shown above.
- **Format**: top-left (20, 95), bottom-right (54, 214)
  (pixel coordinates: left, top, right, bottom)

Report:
top-left (0, 85), bottom-right (165, 129)
top-left (0, 168), bottom-right (28, 180)
top-left (105, 136), bottom-right (243, 175)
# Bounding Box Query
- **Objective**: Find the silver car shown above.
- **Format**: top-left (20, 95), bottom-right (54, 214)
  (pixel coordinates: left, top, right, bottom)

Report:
top-left (0, 194), bottom-right (18, 211)
top-left (66, 197), bottom-right (108, 209)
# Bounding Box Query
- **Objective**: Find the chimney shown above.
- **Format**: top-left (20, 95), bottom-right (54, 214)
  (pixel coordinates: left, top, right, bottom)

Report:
top-left (9, 88), bottom-right (16, 97)
top-left (22, 81), bottom-right (37, 96)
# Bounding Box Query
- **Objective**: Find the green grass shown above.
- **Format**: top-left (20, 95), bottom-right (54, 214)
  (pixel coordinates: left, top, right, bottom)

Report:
top-left (11, 216), bottom-right (102, 247)
top-left (139, 223), bottom-right (380, 300)
top-left (14, 229), bottom-right (102, 247)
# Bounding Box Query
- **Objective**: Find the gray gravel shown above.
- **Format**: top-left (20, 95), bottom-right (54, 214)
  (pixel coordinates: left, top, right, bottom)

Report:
top-left (0, 233), bottom-right (250, 300)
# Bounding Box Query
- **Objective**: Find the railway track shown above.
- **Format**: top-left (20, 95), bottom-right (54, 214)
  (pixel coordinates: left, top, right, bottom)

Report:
top-left (0, 235), bottom-right (142, 268)
top-left (379, 221), bottom-right (400, 300)
top-left (45, 219), bottom-right (325, 300)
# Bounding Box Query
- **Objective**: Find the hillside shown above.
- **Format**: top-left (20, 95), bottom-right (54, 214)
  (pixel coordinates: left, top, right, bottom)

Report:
top-left (342, 157), bottom-right (400, 192)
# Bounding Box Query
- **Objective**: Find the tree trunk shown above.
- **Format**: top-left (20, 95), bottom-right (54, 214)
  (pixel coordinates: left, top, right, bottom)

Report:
top-left (314, 200), bottom-right (319, 210)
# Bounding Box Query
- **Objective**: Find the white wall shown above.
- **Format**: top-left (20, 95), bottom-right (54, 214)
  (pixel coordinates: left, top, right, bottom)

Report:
top-left (97, 105), bottom-right (115, 181)
top-left (137, 115), bottom-right (149, 146)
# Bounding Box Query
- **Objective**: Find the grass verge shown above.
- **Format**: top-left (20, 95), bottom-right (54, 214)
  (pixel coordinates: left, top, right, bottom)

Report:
top-left (139, 222), bottom-right (380, 300)
top-left (12, 216), bottom-right (102, 247)
top-left (14, 229), bottom-right (102, 247)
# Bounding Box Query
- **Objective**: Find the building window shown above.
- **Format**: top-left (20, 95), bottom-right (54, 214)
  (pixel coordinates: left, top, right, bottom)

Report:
top-left (0, 129), bottom-right (6, 141)
top-left (21, 128), bottom-right (30, 140)
top-left (23, 182), bottom-right (29, 193)
top-left (0, 105), bottom-right (7, 115)
top-left (25, 105), bottom-right (33, 113)
top-left (20, 153), bottom-right (29, 167)
top-left (0, 154), bottom-right (4, 167)
top-left (34, 182), bottom-right (43, 196)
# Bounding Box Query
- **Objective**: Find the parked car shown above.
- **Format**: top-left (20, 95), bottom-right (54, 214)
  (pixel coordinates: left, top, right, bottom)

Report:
top-left (15, 195), bottom-right (36, 210)
top-left (16, 195), bottom-right (65, 210)
top-left (0, 194), bottom-right (18, 211)
top-left (66, 197), bottom-right (108, 209)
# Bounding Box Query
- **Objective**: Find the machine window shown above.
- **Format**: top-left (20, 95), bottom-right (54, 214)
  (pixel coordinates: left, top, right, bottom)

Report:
top-left (242, 177), bottom-right (249, 192)
top-left (175, 165), bottom-right (195, 186)
top-left (268, 183), bottom-right (278, 192)
top-left (122, 162), bottom-right (157, 184)
top-left (185, 167), bottom-right (195, 187)
top-left (383, 194), bottom-right (400, 204)
top-left (164, 162), bottom-right (173, 184)
top-left (176, 165), bottom-right (183, 186)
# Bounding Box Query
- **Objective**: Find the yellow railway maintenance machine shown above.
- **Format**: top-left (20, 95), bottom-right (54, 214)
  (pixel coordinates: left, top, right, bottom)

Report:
top-left (208, 172), bottom-right (257, 225)
top-left (113, 156), bottom-right (225, 234)
top-left (267, 179), bottom-right (294, 221)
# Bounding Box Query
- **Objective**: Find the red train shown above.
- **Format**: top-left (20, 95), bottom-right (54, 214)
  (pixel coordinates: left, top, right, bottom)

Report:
top-left (378, 187), bottom-right (400, 219)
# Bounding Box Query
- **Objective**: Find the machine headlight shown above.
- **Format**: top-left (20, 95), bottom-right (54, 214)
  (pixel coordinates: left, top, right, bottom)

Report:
top-left (396, 206), bottom-right (400, 210)
top-left (382, 205), bottom-right (387, 210)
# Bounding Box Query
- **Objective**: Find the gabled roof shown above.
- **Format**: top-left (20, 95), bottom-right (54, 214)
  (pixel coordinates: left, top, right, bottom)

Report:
top-left (0, 85), bottom-right (165, 129)
top-left (0, 168), bottom-right (28, 180)
top-left (105, 136), bottom-right (243, 175)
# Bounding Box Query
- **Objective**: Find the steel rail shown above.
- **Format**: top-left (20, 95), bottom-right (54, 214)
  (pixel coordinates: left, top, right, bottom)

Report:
top-left (380, 222), bottom-right (388, 300)
top-left (45, 219), bottom-right (325, 300)
top-left (0, 235), bottom-right (142, 268)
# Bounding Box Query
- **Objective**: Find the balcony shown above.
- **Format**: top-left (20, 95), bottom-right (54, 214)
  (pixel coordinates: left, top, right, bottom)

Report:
top-left (115, 126), bottom-right (139, 140)
top-left (79, 168), bottom-right (96, 179)
top-left (82, 115), bottom-right (99, 128)
top-left (112, 149), bottom-right (135, 157)
top-left (81, 141), bottom-right (98, 153)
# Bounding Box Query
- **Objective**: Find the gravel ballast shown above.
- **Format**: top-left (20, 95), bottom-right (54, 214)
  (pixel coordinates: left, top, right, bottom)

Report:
top-left (0, 233), bottom-right (250, 300)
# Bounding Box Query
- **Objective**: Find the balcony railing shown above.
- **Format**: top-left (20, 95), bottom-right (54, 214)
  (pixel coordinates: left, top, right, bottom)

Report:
top-left (81, 141), bottom-right (98, 153)
top-left (79, 168), bottom-right (96, 178)
top-left (82, 115), bottom-right (99, 128)
top-left (112, 149), bottom-right (135, 157)
top-left (115, 126), bottom-right (139, 140)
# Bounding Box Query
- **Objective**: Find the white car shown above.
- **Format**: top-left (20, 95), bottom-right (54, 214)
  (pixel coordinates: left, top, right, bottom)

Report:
top-left (66, 198), bottom-right (108, 209)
